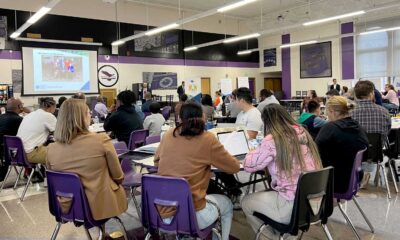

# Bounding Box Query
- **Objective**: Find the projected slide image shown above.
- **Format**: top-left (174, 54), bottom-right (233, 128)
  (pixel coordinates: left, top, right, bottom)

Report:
top-left (42, 55), bottom-right (83, 82)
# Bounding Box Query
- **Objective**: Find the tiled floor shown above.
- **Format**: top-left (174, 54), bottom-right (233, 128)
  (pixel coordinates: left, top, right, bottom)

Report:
top-left (1, 170), bottom-right (400, 240)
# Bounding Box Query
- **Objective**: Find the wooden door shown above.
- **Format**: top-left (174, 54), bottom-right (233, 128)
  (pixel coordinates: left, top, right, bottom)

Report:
top-left (100, 88), bottom-right (117, 107)
top-left (201, 78), bottom-right (211, 95)
top-left (248, 78), bottom-right (256, 98)
top-left (264, 78), bottom-right (282, 92)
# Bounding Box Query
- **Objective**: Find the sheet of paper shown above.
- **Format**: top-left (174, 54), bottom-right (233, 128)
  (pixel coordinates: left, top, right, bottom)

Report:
top-left (220, 78), bottom-right (233, 95)
top-left (238, 76), bottom-right (249, 88)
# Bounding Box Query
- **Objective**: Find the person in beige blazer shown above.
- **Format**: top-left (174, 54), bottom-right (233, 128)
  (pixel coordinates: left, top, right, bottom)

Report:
top-left (46, 99), bottom-right (127, 221)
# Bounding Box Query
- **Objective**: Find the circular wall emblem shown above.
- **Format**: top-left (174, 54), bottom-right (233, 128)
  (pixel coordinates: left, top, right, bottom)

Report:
top-left (98, 65), bottom-right (119, 87)
top-left (159, 76), bottom-right (174, 88)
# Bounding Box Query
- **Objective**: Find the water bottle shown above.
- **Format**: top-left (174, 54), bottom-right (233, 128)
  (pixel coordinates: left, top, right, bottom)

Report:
top-left (160, 124), bottom-right (170, 139)
top-left (94, 116), bottom-right (99, 124)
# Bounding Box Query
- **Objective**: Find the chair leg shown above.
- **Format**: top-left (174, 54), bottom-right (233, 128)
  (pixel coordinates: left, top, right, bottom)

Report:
top-left (13, 166), bottom-right (23, 189)
top-left (246, 173), bottom-right (255, 195)
top-left (388, 159), bottom-right (399, 193)
top-left (113, 216), bottom-right (129, 240)
top-left (144, 233), bottom-right (151, 240)
top-left (321, 224), bottom-right (333, 240)
top-left (254, 224), bottom-right (267, 240)
top-left (337, 201), bottom-right (361, 240)
top-left (380, 163), bottom-right (391, 199)
top-left (212, 228), bottom-right (222, 240)
top-left (298, 231), bottom-right (304, 240)
top-left (84, 228), bottom-right (92, 240)
top-left (279, 235), bottom-right (284, 240)
top-left (131, 187), bottom-right (141, 220)
top-left (20, 170), bottom-right (34, 202)
top-left (352, 196), bottom-right (375, 233)
top-left (50, 222), bottom-right (62, 240)
top-left (0, 166), bottom-right (12, 192)
top-left (99, 224), bottom-right (105, 240)
top-left (253, 174), bottom-right (258, 193)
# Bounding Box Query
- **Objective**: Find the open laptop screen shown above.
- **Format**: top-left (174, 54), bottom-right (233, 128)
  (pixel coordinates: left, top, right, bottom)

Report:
top-left (217, 131), bottom-right (249, 156)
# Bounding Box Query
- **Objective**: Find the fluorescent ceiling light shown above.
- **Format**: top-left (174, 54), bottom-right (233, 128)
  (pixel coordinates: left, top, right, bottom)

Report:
top-left (111, 40), bottom-right (125, 46)
top-left (366, 26), bottom-right (381, 31)
top-left (184, 46), bottom-right (198, 52)
top-left (145, 23), bottom-right (179, 36)
top-left (10, 32), bottom-right (21, 39)
top-left (360, 26), bottom-right (400, 35)
top-left (303, 10), bottom-right (365, 26)
top-left (280, 40), bottom-right (317, 48)
top-left (27, 7), bottom-right (51, 24)
top-left (237, 50), bottom-right (252, 55)
top-left (217, 0), bottom-right (258, 13)
top-left (223, 33), bottom-right (260, 43)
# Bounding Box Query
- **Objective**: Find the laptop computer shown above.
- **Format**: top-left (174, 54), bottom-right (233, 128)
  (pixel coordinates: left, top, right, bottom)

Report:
top-left (217, 130), bottom-right (249, 160)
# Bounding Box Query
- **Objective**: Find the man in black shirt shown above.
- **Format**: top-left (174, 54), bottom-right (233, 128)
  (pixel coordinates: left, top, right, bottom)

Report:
top-left (177, 81), bottom-right (185, 99)
top-left (104, 90), bottom-right (143, 146)
top-left (0, 98), bottom-right (24, 181)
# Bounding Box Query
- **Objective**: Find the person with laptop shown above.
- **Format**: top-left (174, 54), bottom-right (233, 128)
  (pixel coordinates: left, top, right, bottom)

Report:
top-left (235, 87), bottom-right (263, 139)
top-left (154, 102), bottom-right (240, 240)
top-left (241, 104), bottom-right (322, 239)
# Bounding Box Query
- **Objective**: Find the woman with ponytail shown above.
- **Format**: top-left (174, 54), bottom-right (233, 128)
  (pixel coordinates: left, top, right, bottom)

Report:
top-left (154, 102), bottom-right (240, 240)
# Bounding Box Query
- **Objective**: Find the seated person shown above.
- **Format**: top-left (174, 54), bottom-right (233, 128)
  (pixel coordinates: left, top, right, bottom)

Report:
top-left (143, 102), bottom-right (165, 136)
top-left (0, 98), bottom-right (24, 180)
top-left (382, 84), bottom-right (399, 111)
top-left (235, 87), bottom-right (263, 139)
top-left (201, 94), bottom-right (215, 121)
top-left (226, 90), bottom-right (241, 118)
top-left (154, 102), bottom-right (240, 240)
top-left (54, 96), bottom-right (66, 117)
top-left (104, 90), bottom-right (143, 146)
top-left (47, 99), bottom-right (127, 221)
top-left (242, 104), bottom-right (321, 239)
top-left (316, 96), bottom-right (368, 193)
top-left (17, 97), bottom-right (57, 164)
top-left (141, 92), bottom-right (154, 113)
top-left (257, 89), bottom-right (280, 113)
top-left (175, 94), bottom-right (188, 123)
top-left (93, 96), bottom-right (108, 119)
top-left (298, 100), bottom-right (327, 138)
top-left (301, 90), bottom-right (320, 112)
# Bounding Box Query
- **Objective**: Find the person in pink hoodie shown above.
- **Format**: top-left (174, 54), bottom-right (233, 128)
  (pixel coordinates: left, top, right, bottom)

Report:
top-left (241, 104), bottom-right (322, 239)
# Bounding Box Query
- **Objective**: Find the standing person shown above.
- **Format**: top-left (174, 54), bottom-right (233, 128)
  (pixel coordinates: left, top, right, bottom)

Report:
top-left (47, 99), bottom-right (127, 221)
top-left (382, 84), bottom-right (399, 111)
top-left (174, 94), bottom-right (188, 123)
top-left (214, 91), bottom-right (223, 111)
top-left (316, 96), bottom-right (368, 194)
top-left (154, 102), bottom-right (240, 240)
top-left (330, 78), bottom-right (341, 92)
top-left (235, 87), bottom-right (263, 139)
top-left (143, 102), bottom-right (165, 137)
top-left (0, 98), bottom-right (25, 180)
top-left (242, 104), bottom-right (321, 239)
top-left (257, 89), bottom-right (280, 113)
top-left (104, 90), bottom-right (143, 146)
top-left (177, 81), bottom-right (185, 99)
top-left (17, 97), bottom-right (57, 164)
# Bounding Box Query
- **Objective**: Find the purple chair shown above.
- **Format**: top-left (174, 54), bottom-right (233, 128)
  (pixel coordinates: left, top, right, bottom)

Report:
top-left (143, 112), bottom-right (151, 119)
top-left (113, 141), bottom-right (129, 155)
top-left (145, 135), bottom-right (160, 145)
top-left (0, 135), bottom-right (42, 201)
top-left (161, 106), bottom-right (172, 121)
top-left (46, 170), bottom-right (127, 240)
top-left (128, 129), bottom-right (149, 150)
top-left (334, 148), bottom-right (374, 239)
top-left (141, 175), bottom-right (222, 239)
top-left (121, 159), bottom-right (142, 220)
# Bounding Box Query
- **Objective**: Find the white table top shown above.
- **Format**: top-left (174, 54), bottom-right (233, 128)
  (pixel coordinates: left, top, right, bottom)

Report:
top-left (89, 123), bottom-right (105, 133)
top-left (392, 118), bottom-right (400, 129)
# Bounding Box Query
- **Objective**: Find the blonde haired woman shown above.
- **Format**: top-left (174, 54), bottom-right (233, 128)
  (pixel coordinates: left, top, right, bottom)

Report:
top-left (316, 96), bottom-right (368, 192)
top-left (242, 104), bottom-right (322, 238)
top-left (46, 99), bottom-right (127, 220)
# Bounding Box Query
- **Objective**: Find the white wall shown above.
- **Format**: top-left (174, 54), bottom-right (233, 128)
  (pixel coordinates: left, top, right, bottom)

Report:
top-left (0, 57), bottom-right (263, 106)
top-left (0, 0), bottom-right (251, 36)
top-left (258, 22), bottom-right (354, 97)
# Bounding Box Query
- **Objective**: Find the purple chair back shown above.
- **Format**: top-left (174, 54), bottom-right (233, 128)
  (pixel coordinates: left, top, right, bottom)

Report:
top-left (3, 135), bottom-right (34, 168)
top-left (144, 112), bottom-right (152, 119)
top-left (46, 170), bottom-right (107, 229)
top-left (128, 129), bottom-right (149, 150)
top-left (141, 175), bottom-right (214, 238)
top-left (334, 148), bottom-right (367, 200)
top-left (161, 106), bottom-right (171, 121)
top-left (145, 135), bottom-right (160, 145)
top-left (113, 141), bottom-right (128, 155)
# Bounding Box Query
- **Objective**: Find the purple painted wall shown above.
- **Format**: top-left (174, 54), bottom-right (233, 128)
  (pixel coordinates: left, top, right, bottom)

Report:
top-left (281, 34), bottom-right (291, 99)
top-left (341, 22), bottom-right (355, 80)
